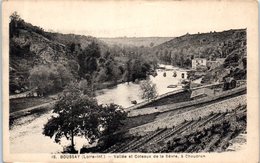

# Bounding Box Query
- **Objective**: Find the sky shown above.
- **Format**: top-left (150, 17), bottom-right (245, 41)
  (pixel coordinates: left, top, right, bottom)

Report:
top-left (4, 0), bottom-right (252, 38)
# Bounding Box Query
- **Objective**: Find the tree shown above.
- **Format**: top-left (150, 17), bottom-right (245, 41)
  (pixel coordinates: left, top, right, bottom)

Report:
top-left (29, 65), bottom-right (54, 96)
top-left (140, 80), bottom-right (158, 101)
top-left (125, 59), bottom-right (132, 83)
top-left (77, 42), bottom-right (101, 93)
top-left (96, 68), bottom-right (107, 83)
top-left (104, 59), bottom-right (120, 83)
top-left (78, 42), bottom-right (101, 77)
top-left (55, 64), bottom-right (74, 87)
top-left (9, 12), bottom-right (21, 37)
top-left (78, 79), bottom-right (93, 96)
top-left (66, 60), bottom-right (80, 78)
top-left (43, 82), bottom-right (127, 153)
top-left (29, 64), bottom-right (73, 96)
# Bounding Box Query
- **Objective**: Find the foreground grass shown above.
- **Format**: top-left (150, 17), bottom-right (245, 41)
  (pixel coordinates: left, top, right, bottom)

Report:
top-left (121, 112), bottom-right (159, 132)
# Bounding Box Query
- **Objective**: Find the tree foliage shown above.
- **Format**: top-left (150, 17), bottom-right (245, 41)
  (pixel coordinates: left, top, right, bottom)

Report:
top-left (124, 56), bottom-right (154, 82)
top-left (78, 79), bottom-right (94, 96)
top-left (78, 42), bottom-right (101, 77)
top-left (140, 80), bottom-right (158, 101)
top-left (29, 64), bottom-right (73, 95)
top-left (154, 29), bottom-right (246, 69)
top-left (9, 12), bottom-right (21, 38)
top-left (9, 12), bottom-right (50, 39)
top-left (43, 82), bottom-right (127, 152)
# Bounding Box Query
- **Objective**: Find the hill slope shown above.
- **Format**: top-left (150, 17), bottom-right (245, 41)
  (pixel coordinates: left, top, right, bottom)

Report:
top-left (9, 14), bottom-right (109, 94)
top-left (153, 29), bottom-right (247, 83)
top-left (9, 14), bottom-right (157, 94)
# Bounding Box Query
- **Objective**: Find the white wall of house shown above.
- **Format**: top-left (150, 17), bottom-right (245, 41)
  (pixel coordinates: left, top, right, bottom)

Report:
top-left (192, 58), bottom-right (207, 69)
top-left (176, 71), bottom-right (188, 79)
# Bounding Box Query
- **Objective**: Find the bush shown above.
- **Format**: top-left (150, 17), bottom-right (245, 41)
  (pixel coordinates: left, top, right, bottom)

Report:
top-left (140, 80), bottom-right (158, 101)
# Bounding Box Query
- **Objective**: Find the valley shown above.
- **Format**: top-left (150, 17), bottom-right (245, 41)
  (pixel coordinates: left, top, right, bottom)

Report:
top-left (9, 13), bottom-right (247, 154)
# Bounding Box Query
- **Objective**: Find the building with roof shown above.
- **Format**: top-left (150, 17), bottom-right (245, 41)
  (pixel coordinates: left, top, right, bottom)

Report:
top-left (192, 58), bottom-right (207, 69)
top-left (175, 69), bottom-right (192, 79)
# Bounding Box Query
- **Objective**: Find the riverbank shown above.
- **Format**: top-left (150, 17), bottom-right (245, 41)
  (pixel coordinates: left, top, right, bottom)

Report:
top-left (121, 89), bottom-right (246, 134)
top-left (128, 94), bottom-right (246, 135)
top-left (10, 79), bottom-right (134, 114)
top-left (94, 79), bottom-right (125, 90)
top-left (128, 86), bottom-right (246, 117)
top-left (10, 96), bottom-right (54, 113)
top-left (9, 79), bottom-right (124, 117)
top-left (9, 100), bottom-right (57, 127)
top-left (9, 64), bottom-right (180, 115)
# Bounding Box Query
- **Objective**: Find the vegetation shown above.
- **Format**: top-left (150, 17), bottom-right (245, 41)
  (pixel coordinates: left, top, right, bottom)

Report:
top-left (43, 82), bottom-right (127, 152)
top-left (140, 80), bottom-right (158, 101)
top-left (153, 29), bottom-right (247, 83)
top-left (78, 42), bottom-right (101, 76)
top-left (154, 30), bottom-right (246, 66)
top-left (9, 13), bottom-right (156, 95)
top-left (29, 64), bottom-right (73, 96)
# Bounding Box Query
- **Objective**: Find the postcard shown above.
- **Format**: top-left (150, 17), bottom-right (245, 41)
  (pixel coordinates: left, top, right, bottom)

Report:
top-left (2, 0), bottom-right (259, 162)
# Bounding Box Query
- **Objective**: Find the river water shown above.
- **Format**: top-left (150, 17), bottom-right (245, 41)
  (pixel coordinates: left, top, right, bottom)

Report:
top-left (10, 65), bottom-right (187, 153)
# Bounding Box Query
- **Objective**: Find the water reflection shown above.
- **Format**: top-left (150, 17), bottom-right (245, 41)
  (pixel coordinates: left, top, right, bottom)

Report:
top-left (96, 68), bottom-right (183, 108)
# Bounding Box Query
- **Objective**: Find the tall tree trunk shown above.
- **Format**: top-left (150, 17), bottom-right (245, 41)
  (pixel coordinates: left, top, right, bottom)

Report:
top-left (71, 130), bottom-right (75, 152)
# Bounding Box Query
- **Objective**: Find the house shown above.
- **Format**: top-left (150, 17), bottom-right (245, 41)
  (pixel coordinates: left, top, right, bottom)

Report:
top-left (190, 87), bottom-right (215, 100)
top-left (192, 58), bottom-right (207, 69)
top-left (176, 70), bottom-right (191, 79)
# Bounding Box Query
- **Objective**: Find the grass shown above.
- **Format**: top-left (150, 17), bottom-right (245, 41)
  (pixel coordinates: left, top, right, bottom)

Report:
top-left (121, 112), bottom-right (159, 132)
top-left (144, 90), bottom-right (192, 108)
top-left (10, 97), bottom-right (53, 113)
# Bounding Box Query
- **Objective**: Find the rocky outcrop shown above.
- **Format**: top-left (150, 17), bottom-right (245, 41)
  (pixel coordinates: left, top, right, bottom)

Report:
top-left (9, 18), bottom-right (106, 94)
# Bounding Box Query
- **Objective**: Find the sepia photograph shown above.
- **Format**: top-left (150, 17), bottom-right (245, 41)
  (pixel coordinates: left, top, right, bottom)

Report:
top-left (2, 0), bottom-right (259, 162)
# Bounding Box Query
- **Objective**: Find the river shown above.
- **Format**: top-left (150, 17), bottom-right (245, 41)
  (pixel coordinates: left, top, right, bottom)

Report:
top-left (10, 65), bottom-right (188, 153)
